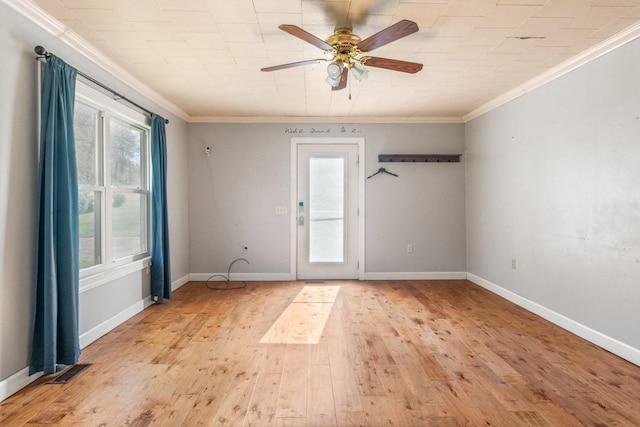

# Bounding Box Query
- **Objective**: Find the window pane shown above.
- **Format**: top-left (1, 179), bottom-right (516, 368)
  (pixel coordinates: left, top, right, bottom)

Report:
top-left (112, 192), bottom-right (146, 259)
top-left (74, 104), bottom-right (99, 186)
top-left (110, 119), bottom-right (143, 188)
top-left (74, 86), bottom-right (152, 274)
top-left (309, 157), bottom-right (345, 263)
top-left (79, 191), bottom-right (101, 268)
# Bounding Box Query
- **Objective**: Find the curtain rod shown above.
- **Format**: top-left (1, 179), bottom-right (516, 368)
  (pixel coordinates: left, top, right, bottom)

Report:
top-left (34, 46), bottom-right (169, 124)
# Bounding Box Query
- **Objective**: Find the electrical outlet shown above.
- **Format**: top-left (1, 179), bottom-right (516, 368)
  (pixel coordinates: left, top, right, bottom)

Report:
top-left (275, 206), bottom-right (287, 215)
top-left (407, 244), bottom-right (413, 253)
top-left (243, 245), bottom-right (249, 254)
top-left (511, 258), bottom-right (517, 269)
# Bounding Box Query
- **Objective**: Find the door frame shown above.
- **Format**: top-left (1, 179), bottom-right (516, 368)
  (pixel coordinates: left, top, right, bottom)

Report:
top-left (290, 137), bottom-right (365, 280)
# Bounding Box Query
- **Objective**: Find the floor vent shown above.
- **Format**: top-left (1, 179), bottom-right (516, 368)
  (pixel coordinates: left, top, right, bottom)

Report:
top-left (304, 280), bottom-right (325, 284)
top-left (47, 364), bottom-right (91, 384)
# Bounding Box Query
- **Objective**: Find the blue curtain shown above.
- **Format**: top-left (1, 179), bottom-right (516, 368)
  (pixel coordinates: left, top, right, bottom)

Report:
top-left (30, 56), bottom-right (80, 375)
top-left (150, 114), bottom-right (171, 302)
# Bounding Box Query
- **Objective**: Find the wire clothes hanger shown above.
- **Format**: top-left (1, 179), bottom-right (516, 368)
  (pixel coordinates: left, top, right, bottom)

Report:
top-left (367, 167), bottom-right (399, 179)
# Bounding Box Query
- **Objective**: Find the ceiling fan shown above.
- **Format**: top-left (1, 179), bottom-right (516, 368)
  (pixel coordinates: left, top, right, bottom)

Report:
top-left (261, 19), bottom-right (423, 91)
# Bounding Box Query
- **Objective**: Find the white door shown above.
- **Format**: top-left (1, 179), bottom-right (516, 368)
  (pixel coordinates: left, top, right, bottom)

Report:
top-left (296, 144), bottom-right (359, 280)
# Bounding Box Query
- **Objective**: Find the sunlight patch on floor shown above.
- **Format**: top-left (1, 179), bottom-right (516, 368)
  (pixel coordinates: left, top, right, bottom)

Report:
top-left (259, 285), bottom-right (340, 344)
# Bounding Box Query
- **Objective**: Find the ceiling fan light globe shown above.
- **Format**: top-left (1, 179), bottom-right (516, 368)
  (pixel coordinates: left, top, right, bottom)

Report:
top-left (326, 60), bottom-right (343, 79)
top-left (352, 62), bottom-right (369, 81)
top-left (326, 74), bottom-right (341, 87)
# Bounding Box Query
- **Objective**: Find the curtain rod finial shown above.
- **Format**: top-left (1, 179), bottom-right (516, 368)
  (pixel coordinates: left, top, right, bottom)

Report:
top-left (35, 46), bottom-right (48, 56)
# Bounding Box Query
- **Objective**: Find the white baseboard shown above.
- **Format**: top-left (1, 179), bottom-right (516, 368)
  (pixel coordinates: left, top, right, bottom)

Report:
top-left (189, 273), bottom-right (293, 282)
top-left (79, 295), bottom-right (153, 349)
top-left (190, 272), bottom-right (466, 282)
top-left (172, 274), bottom-right (189, 291)
top-left (364, 272), bottom-right (467, 280)
top-left (0, 367), bottom-right (42, 402)
top-left (467, 273), bottom-right (640, 367)
top-left (1, 295), bottom-right (154, 402)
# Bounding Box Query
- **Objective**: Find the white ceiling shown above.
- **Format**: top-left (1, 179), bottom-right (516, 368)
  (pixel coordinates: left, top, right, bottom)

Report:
top-left (28, 0), bottom-right (640, 121)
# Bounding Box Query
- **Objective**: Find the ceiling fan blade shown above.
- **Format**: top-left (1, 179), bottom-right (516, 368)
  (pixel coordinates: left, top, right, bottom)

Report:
top-left (332, 67), bottom-right (349, 91)
top-left (362, 57), bottom-right (423, 74)
top-left (356, 19), bottom-right (419, 52)
top-left (261, 59), bottom-right (322, 72)
top-left (279, 24), bottom-right (334, 51)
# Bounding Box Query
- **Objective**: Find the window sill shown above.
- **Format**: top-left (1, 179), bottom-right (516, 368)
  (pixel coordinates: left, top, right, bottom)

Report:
top-left (79, 256), bottom-right (152, 294)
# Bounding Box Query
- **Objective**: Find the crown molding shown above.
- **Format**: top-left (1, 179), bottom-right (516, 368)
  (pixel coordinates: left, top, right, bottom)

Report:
top-left (187, 115), bottom-right (465, 124)
top-left (2, 0), bottom-right (65, 35)
top-left (3, 0), bottom-right (190, 122)
top-left (464, 20), bottom-right (640, 122)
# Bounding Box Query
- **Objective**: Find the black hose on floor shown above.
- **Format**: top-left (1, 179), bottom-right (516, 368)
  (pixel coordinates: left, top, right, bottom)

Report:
top-left (205, 258), bottom-right (250, 290)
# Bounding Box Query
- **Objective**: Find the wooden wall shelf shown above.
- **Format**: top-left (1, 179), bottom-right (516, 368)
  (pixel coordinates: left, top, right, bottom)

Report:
top-left (378, 154), bottom-right (461, 163)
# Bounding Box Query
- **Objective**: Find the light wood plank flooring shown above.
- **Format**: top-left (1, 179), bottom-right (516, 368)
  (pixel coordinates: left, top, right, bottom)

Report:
top-left (1, 280), bottom-right (639, 426)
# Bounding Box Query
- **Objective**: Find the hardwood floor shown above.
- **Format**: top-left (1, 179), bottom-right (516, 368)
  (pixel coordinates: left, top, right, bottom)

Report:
top-left (2, 280), bottom-right (639, 426)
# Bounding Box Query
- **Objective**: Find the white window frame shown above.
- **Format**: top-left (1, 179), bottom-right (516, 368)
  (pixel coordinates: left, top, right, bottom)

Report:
top-left (75, 81), bottom-right (152, 292)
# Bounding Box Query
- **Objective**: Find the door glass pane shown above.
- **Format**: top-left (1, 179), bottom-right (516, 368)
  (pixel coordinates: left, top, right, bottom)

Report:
top-left (309, 156), bottom-right (345, 262)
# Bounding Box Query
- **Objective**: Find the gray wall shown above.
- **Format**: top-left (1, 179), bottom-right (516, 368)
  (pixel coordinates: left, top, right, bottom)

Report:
top-left (465, 38), bottom-right (640, 351)
top-left (188, 123), bottom-right (466, 276)
top-left (0, 1), bottom-right (189, 386)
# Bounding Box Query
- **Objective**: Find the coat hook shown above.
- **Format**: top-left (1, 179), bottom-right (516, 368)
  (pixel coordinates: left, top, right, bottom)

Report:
top-left (367, 167), bottom-right (398, 179)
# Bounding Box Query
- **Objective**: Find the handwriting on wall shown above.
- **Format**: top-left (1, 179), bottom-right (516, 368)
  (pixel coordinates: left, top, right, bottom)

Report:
top-left (284, 126), bottom-right (360, 135)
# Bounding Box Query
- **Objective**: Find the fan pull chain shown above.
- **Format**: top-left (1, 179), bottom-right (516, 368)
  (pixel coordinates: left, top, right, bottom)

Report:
top-left (349, 68), bottom-right (352, 100)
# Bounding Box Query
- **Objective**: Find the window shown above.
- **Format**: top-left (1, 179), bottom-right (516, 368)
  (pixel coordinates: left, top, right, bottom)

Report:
top-left (75, 83), bottom-right (150, 276)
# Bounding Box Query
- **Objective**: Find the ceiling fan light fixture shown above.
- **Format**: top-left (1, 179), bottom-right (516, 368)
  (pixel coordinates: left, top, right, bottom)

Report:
top-left (351, 61), bottom-right (369, 81)
top-left (326, 74), bottom-right (341, 87)
top-left (326, 60), bottom-right (344, 87)
top-left (262, 20), bottom-right (423, 91)
top-left (327, 60), bottom-right (343, 79)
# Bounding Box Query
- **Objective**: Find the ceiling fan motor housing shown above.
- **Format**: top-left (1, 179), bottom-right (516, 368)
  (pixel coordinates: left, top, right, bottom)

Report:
top-left (325, 28), bottom-right (362, 54)
top-left (326, 28), bottom-right (362, 59)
